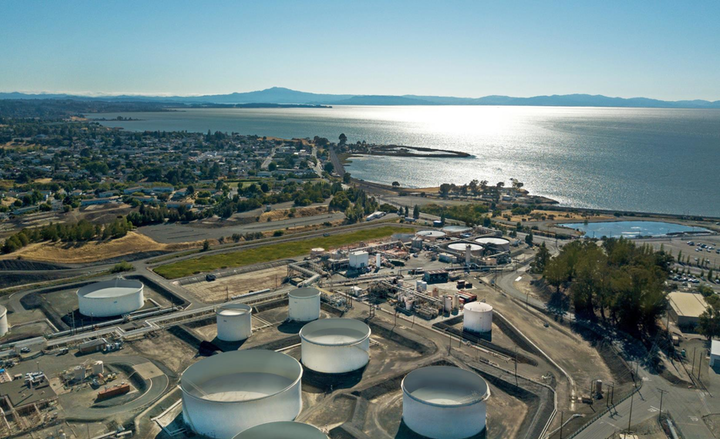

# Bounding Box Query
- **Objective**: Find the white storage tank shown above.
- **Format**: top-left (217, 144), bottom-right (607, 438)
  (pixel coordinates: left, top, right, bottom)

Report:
top-left (402, 366), bottom-right (490, 439)
top-left (181, 349), bottom-right (303, 439)
top-left (92, 361), bottom-right (104, 375)
top-left (74, 366), bottom-right (86, 381)
top-left (233, 421), bottom-right (327, 439)
top-left (288, 287), bottom-right (321, 322)
top-left (0, 305), bottom-right (8, 337)
top-left (349, 251), bottom-right (369, 269)
top-left (300, 318), bottom-right (371, 374)
top-left (216, 303), bottom-right (252, 342)
top-left (463, 302), bottom-right (493, 333)
top-left (77, 278), bottom-right (144, 317)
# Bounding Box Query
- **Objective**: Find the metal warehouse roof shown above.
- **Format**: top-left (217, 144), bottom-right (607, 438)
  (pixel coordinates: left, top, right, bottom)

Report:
top-left (668, 292), bottom-right (708, 318)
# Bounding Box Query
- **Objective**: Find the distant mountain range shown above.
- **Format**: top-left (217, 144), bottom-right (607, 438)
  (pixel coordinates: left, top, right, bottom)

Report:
top-left (1, 87), bottom-right (719, 109)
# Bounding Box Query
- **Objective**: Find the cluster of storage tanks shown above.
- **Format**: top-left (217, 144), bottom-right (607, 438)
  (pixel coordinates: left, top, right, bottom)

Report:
top-left (181, 286), bottom-right (373, 438)
top-left (181, 285), bottom-right (491, 439)
top-left (76, 278), bottom-right (145, 317)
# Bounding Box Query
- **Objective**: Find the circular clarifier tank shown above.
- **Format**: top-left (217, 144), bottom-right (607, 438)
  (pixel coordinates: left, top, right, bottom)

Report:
top-left (447, 243), bottom-right (483, 252)
top-left (402, 366), bottom-right (490, 439)
top-left (77, 278), bottom-right (144, 317)
top-left (233, 421), bottom-right (328, 439)
top-left (300, 318), bottom-right (371, 373)
top-left (181, 349), bottom-right (303, 439)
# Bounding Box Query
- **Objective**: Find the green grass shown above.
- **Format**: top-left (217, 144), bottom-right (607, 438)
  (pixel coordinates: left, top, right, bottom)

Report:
top-left (154, 226), bottom-right (414, 279)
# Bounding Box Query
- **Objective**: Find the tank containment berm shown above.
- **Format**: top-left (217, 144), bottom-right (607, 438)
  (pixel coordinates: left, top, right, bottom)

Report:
top-left (300, 318), bottom-right (371, 374)
top-left (402, 365), bottom-right (490, 439)
top-left (233, 421), bottom-right (328, 439)
top-left (181, 349), bottom-right (303, 439)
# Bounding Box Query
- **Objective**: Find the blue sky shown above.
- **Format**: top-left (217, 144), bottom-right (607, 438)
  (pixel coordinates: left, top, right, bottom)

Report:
top-left (1, 1), bottom-right (719, 100)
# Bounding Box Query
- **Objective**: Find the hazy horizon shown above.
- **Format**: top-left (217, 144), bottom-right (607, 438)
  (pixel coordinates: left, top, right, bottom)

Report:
top-left (2, 1), bottom-right (720, 101)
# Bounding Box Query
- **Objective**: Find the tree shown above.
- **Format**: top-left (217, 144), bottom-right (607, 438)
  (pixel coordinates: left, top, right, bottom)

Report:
top-left (413, 205), bottom-right (420, 220)
top-left (202, 240), bottom-right (210, 251)
top-left (268, 162), bottom-right (277, 171)
top-left (525, 232), bottom-right (534, 246)
top-left (324, 162), bottom-right (335, 174)
top-left (699, 304), bottom-right (720, 340)
top-left (439, 183), bottom-right (452, 198)
top-left (338, 133), bottom-right (347, 145)
top-left (392, 181), bottom-right (400, 188)
top-left (533, 242), bottom-right (550, 273)
top-left (343, 172), bottom-right (351, 184)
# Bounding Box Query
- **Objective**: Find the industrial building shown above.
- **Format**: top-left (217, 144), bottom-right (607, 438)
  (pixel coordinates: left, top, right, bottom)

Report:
top-left (288, 287), bottom-right (321, 322)
top-left (711, 340), bottom-right (720, 368)
top-left (463, 302), bottom-right (493, 333)
top-left (667, 292), bottom-right (708, 329)
top-left (76, 278), bottom-right (144, 317)
top-left (402, 366), bottom-right (490, 439)
top-left (181, 349), bottom-right (303, 439)
top-left (233, 421), bottom-right (327, 439)
top-left (216, 303), bottom-right (252, 342)
top-left (349, 251), bottom-right (369, 269)
top-left (300, 318), bottom-right (371, 373)
top-left (0, 305), bottom-right (7, 337)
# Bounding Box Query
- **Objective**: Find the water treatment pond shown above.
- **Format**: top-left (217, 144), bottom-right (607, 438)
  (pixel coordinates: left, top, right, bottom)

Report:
top-left (561, 221), bottom-right (708, 238)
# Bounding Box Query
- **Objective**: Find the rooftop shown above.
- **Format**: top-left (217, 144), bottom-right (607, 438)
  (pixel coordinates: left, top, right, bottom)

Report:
top-left (668, 292), bottom-right (708, 318)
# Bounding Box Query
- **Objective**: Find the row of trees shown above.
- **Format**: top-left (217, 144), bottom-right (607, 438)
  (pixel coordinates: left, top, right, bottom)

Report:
top-left (542, 238), bottom-right (673, 333)
top-left (1, 218), bottom-right (133, 254)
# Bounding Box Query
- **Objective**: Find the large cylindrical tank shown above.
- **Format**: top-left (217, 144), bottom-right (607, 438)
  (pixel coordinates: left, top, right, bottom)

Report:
top-left (474, 237), bottom-right (510, 253)
top-left (216, 303), bottom-right (252, 342)
top-left (463, 302), bottom-right (493, 333)
top-left (402, 366), bottom-right (490, 439)
top-left (233, 422), bottom-right (327, 439)
top-left (300, 318), bottom-right (371, 374)
top-left (0, 305), bottom-right (8, 337)
top-left (288, 288), bottom-right (321, 322)
top-left (77, 278), bottom-right (144, 317)
top-left (181, 350), bottom-right (303, 439)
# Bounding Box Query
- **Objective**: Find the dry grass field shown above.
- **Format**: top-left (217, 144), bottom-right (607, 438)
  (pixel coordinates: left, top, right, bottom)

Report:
top-left (0, 231), bottom-right (199, 264)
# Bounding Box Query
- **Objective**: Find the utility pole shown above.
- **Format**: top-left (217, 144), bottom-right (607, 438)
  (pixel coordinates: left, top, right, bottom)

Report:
top-left (697, 349), bottom-right (703, 381)
top-left (627, 390), bottom-right (635, 433)
top-left (658, 388), bottom-right (668, 419)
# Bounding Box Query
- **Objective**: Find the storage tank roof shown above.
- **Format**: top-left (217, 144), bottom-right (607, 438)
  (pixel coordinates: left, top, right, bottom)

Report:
top-left (181, 350), bottom-right (302, 403)
top-left (233, 422), bottom-right (327, 439)
top-left (475, 237), bottom-right (510, 245)
top-left (402, 366), bottom-right (489, 407)
top-left (217, 303), bottom-right (252, 316)
top-left (289, 287), bottom-right (321, 298)
top-left (300, 318), bottom-right (371, 346)
top-left (448, 243), bottom-right (483, 252)
top-left (464, 302), bottom-right (492, 313)
top-left (77, 278), bottom-right (143, 299)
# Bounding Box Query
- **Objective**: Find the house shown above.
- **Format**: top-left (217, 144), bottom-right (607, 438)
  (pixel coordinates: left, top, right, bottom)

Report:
top-left (152, 186), bottom-right (174, 193)
top-left (98, 190), bottom-right (116, 198)
top-left (167, 201), bottom-right (194, 209)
